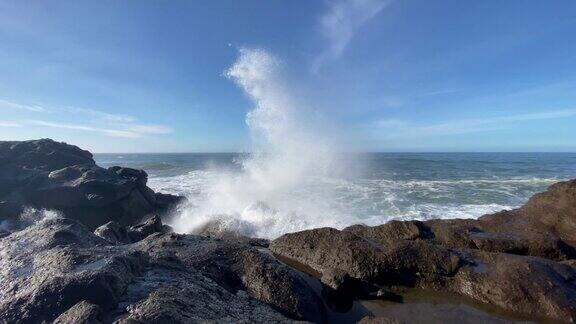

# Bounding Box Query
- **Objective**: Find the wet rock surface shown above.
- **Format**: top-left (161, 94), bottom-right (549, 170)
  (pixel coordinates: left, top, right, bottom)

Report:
top-left (271, 179), bottom-right (576, 322)
top-left (0, 216), bottom-right (321, 323)
top-left (95, 215), bottom-right (167, 244)
top-left (0, 139), bottom-right (184, 229)
top-left (53, 300), bottom-right (104, 324)
top-left (0, 218), bottom-right (143, 323)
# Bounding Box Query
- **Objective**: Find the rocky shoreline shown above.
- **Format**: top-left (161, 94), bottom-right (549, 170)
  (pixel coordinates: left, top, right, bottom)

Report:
top-left (0, 139), bottom-right (575, 323)
top-left (0, 139), bottom-right (184, 232)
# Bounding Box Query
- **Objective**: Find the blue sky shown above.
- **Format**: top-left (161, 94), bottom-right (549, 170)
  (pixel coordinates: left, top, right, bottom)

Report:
top-left (0, 0), bottom-right (575, 152)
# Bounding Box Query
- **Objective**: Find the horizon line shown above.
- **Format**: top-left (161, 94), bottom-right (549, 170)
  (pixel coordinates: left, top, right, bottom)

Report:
top-left (93, 151), bottom-right (576, 154)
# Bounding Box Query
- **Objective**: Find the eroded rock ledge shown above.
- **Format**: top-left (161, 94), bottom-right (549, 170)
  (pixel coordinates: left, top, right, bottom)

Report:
top-left (271, 179), bottom-right (576, 323)
top-left (0, 216), bottom-right (324, 323)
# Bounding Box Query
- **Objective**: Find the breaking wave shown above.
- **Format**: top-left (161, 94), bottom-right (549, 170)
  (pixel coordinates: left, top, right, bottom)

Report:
top-left (154, 167), bottom-right (564, 239)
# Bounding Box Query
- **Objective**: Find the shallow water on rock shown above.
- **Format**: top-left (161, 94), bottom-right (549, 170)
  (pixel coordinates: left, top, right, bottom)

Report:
top-left (273, 253), bottom-right (554, 324)
top-left (360, 289), bottom-right (542, 324)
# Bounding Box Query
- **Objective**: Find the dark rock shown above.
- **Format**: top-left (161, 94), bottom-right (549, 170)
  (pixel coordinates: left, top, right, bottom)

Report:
top-left (154, 192), bottom-right (186, 213)
top-left (320, 268), bottom-right (364, 311)
top-left (53, 300), bottom-right (103, 324)
top-left (0, 217), bottom-right (145, 323)
top-left (236, 248), bottom-right (326, 322)
top-left (273, 226), bottom-right (576, 321)
top-left (271, 227), bottom-right (383, 281)
top-left (195, 219), bottom-right (271, 247)
top-left (357, 316), bottom-right (403, 324)
top-left (134, 232), bottom-right (326, 322)
top-left (115, 268), bottom-right (293, 323)
top-left (321, 268), bottom-right (353, 291)
top-left (349, 220), bottom-right (428, 244)
top-left (449, 250), bottom-right (576, 321)
top-left (562, 259), bottom-right (576, 268)
top-left (0, 138), bottom-right (94, 171)
top-left (127, 215), bottom-right (164, 242)
top-left (520, 178), bottom-right (576, 244)
top-left (0, 139), bottom-right (184, 230)
top-left (0, 216), bottom-right (323, 323)
top-left (0, 200), bottom-right (23, 219)
top-left (109, 166), bottom-right (148, 187)
top-left (271, 229), bottom-right (463, 286)
top-left (95, 216), bottom-right (167, 244)
top-left (94, 221), bottom-right (131, 244)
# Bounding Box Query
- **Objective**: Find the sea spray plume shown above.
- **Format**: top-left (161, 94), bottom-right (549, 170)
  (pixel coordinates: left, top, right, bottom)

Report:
top-left (169, 48), bottom-right (342, 238)
top-left (225, 48), bottom-right (335, 191)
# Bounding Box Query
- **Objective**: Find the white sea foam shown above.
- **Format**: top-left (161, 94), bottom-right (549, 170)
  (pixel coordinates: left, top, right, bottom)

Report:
top-left (0, 207), bottom-right (62, 233)
top-left (154, 164), bottom-right (556, 238)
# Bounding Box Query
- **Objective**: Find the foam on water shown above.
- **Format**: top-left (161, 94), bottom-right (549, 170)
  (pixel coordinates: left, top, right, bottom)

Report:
top-left (153, 166), bottom-right (564, 239)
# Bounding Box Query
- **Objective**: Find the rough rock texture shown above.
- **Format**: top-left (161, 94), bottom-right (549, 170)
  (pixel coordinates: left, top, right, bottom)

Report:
top-left (194, 218), bottom-right (270, 247)
top-left (114, 269), bottom-right (294, 323)
top-left (0, 139), bottom-right (184, 229)
top-left (357, 316), bottom-right (403, 324)
top-left (53, 301), bottom-right (104, 324)
top-left (95, 215), bottom-right (167, 244)
top-left (94, 221), bottom-right (132, 244)
top-left (0, 218), bottom-right (143, 323)
top-left (271, 179), bottom-right (576, 322)
top-left (422, 179), bottom-right (576, 261)
top-left (0, 216), bottom-right (322, 323)
top-left (132, 231), bottom-right (326, 322)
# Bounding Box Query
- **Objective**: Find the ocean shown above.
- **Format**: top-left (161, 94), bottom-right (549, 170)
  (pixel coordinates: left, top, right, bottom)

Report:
top-left (95, 152), bottom-right (576, 238)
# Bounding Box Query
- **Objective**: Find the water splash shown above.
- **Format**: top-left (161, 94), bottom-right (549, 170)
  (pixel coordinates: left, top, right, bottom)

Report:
top-left (0, 208), bottom-right (62, 233)
top-left (169, 48), bottom-right (344, 238)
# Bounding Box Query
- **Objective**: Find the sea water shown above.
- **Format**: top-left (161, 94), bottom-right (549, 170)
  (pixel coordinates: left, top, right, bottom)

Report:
top-left (95, 152), bottom-right (576, 238)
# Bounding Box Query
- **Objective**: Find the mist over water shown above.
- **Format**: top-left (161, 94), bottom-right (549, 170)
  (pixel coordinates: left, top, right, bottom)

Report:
top-left (168, 48), bottom-right (348, 238)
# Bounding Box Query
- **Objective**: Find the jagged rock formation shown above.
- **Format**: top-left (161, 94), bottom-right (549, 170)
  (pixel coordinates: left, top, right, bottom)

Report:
top-left (0, 216), bottom-right (324, 323)
top-left (0, 139), bottom-right (184, 229)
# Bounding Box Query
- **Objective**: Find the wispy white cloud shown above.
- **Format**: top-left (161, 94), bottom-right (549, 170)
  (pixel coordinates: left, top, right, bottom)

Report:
top-left (0, 98), bottom-right (172, 138)
top-left (126, 124), bottom-right (172, 135)
top-left (0, 121), bottom-right (23, 127)
top-left (313, 0), bottom-right (391, 72)
top-left (372, 109), bottom-right (576, 139)
top-left (25, 120), bottom-right (172, 138)
top-left (59, 106), bottom-right (136, 123)
top-left (0, 99), bottom-right (48, 112)
top-left (0, 97), bottom-right (135, 123)
top-left (26, 120), bottom-right (142, 138)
